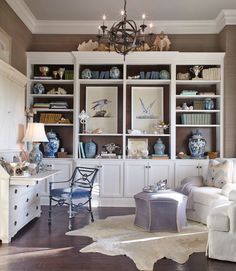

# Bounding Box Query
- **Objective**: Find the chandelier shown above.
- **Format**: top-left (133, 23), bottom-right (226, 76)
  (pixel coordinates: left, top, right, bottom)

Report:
top-left (97, 0), bottom-right (154, 56)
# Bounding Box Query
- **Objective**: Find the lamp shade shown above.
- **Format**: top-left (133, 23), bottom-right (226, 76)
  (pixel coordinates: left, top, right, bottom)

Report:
top-left (23, 123), bottom-right (48, 143)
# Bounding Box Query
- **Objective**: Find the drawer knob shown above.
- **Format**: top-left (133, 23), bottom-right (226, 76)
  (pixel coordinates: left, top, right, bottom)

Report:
top-left (26, 185), bottom-right (29, 188)
top-left (26, 198), bottom-right (29, 202)
top-left (14, 189), bottom-right (18, 194)
top-left (14, 205), bottom-right (17, 210)
top-left (14, 221), bottom-right (17, 226)
top-left (36, 206), bottom-right (39, 210)
top-left (36, 181), bottom-right (39, 184)
top-left (26, 213), bottom-right (29, 217)
top-left (36, 193), bottom-right (39, 197)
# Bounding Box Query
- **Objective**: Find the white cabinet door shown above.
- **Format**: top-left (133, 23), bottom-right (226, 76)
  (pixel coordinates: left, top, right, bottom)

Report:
top-left (41, 159), bottom-right (73, 204)
top-left (124, 161), bottom-right (148, 197)
top-left (175, 161), bottom-right (199, 188)
top-left (174, 160), bottom-right (209, 188)
top-left (148, 161), bottom-right (174, 189)
top-left (100, 161), bottom-right (123, 197)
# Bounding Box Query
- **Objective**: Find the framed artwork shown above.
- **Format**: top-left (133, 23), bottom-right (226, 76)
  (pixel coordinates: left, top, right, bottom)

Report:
top-left (0, 27), bottom-right (12, 64)
top-left (86, 86), bottom-right (118, 133)
top-left (127, 138), bottom-right (148, 158)
top-left (131, 87), bottom-right (163, 132)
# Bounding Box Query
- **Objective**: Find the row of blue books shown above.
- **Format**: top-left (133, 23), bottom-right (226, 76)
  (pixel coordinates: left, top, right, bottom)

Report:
top-left (140, 71), bottom-right (160, 79)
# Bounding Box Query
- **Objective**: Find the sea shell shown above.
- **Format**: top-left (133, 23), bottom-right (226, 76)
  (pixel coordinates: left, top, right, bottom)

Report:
top-left (77, 40), bottom-right (99, 51)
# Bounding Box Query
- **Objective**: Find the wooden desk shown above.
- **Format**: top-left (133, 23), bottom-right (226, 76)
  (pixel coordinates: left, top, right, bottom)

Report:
top-left (0, 167), bottom-right (59, 243)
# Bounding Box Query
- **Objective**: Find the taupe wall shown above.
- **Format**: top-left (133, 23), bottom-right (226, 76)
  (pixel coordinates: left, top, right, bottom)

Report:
top-left (29, 34), bottom-right (220, 52)
top-left (220, 26), bottom-right (236, 157)
top-left (0, 0), bottom-right (32, 74)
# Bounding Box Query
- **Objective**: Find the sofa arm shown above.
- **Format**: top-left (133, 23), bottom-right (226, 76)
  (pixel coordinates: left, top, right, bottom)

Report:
top-left (228, 203), bottom-right (236, 233)
top-left (229, 189), bottom-right (236, 201)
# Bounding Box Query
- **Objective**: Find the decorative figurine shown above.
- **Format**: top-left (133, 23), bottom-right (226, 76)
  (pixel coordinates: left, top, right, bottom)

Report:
top-left (78, 110), bottom-right (90, 133)
top-left (152, 31), bottom-right (171, 51)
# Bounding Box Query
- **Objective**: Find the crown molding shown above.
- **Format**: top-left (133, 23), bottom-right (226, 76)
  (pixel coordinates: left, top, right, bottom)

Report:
top-left (5, 0), bottom-right (236, 34)
top-left (5, 0), bottom-right (36, 32)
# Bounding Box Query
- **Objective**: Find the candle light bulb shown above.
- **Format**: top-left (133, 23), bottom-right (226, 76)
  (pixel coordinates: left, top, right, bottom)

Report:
top-left (149, 23), bottom-right (153, 33)
top-left (121, 10), bottom-right (125, 16)
top-left (142, 14), bottom-right (146, 20)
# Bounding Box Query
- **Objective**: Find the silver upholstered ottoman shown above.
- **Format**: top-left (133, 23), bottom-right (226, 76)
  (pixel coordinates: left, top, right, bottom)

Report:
top-left (134, 191), bottom-right (187, 232)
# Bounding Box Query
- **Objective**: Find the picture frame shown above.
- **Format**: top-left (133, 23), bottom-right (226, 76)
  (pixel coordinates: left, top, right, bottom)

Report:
top-left (0, 27), bottom-right (12, 64)
top-left (131, 87), bottom-right (163, 133)
top-left (127, 138), bottom-right (148, 158)
top-left (86, 86), bottom-right (118, 134)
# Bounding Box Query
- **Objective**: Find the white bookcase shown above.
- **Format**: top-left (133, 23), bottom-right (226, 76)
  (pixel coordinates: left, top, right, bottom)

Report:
top-left (26, 51), bottom-right (225, 206)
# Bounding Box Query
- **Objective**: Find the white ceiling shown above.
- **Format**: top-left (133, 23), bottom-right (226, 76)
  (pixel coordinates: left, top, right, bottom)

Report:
top-left (23, 0), bottom-right (236, 21)
top-left (5, 0), bottom-right (236, 34)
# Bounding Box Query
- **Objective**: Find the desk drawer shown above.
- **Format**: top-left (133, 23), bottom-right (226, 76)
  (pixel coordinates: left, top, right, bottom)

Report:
top-left (10, 181), bottom-right (40, 203)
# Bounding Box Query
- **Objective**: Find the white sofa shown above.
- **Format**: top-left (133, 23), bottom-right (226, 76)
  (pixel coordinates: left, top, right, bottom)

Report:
top-left (207, 190), bottom-right (236, 261)
top-left (178, 159), bottom-right (236, 262)
top-left (178, 159), bottom-right (236, 224)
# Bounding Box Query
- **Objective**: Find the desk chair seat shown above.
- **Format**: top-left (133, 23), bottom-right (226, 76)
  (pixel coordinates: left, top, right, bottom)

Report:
top-left (48, 166), bottom-right (99, 230)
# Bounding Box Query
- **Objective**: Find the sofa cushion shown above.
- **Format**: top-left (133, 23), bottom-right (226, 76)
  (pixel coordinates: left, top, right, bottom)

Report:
top-left (192, 186), bottom-right (227, 207)
top-left (207, 204), bottom-right (230, 232)
top-left (204, 160), bottom-right (233, 188)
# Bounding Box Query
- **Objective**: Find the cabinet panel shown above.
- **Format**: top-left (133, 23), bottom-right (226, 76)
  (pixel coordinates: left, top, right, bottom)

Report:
top-left (148, 161), bottom-right (174, 188)
top-left (41, 159), bottom-right (73, 204)
top-left (124, 162), bottom-right (147, 197)
top-left (175, 160), bottom-right (209, 187)
top-left (100, 161), bottom-right (123, 197)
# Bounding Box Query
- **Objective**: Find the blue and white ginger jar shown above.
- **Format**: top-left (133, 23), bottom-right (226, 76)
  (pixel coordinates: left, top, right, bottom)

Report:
top-left (43, 130), bottom-right (60, 158)
top-left (189, 130), bottom-right (206, 158)
top-left (159, 70), bottom-right (170, 79)
top-left (154, 138), bottom-right (166, 155)
top-left (84, 140), bottom-right (97, 158)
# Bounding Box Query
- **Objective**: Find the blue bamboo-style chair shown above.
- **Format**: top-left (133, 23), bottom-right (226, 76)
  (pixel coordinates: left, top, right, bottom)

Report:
top-left (48, 166), bottom-right (99, 229)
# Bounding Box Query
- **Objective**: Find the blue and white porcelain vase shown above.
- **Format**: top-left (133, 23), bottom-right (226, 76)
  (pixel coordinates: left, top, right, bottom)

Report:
top-left (189, 130), bottom-right (206, 158)
top-left (154, 138), bottom-right (166, 155)
top-left (110, 66), bottom-right (120, 79)
top-left (84, 140), bottom-right (97, 158)
top-left (43, 130), bottom-right (60, 158)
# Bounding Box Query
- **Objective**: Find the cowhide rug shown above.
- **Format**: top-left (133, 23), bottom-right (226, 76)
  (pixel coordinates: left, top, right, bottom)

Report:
top-left (66, 215), bottom-right (208, 271)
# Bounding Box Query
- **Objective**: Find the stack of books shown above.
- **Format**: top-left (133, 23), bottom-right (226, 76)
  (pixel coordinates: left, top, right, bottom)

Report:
top-left (101, 152), bottom-right (117, 159)
top-left (180, 90), bottom-right (198, 95)
top-left (151, 154), bottom-right (169, 160)
top-left (33, 102), bottom-right (50, 109)
top-left (50, 101), bottom-right (68, 109)
top-left (33, 76), bottom-right (52, 80)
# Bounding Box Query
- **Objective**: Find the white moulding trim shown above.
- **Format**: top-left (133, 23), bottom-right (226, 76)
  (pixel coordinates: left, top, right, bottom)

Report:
top-left (5, 0), bottom-right (36, 33)
top-left (4, 0), bottom-right (236, 35)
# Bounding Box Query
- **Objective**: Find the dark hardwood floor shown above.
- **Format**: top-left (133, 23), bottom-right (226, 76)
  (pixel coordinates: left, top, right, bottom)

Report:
top-left (0, 206), bottom-right (236, 271)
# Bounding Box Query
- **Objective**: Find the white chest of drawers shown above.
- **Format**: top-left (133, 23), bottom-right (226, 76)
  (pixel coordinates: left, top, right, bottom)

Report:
top-left (0, 166), bottom-right (59, 243)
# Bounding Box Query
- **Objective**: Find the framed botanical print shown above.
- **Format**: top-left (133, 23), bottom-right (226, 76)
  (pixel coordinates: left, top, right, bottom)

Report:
top-left (85, 86), bottom-right (118, 134)
top-left (131, 87), bottom-right (163, 132)
top-left (0, 27), bottom-right (11, 64)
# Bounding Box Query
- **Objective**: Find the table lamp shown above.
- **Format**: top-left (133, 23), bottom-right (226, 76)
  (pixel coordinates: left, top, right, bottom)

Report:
top-left (23, 123), bottom-right (48, 169)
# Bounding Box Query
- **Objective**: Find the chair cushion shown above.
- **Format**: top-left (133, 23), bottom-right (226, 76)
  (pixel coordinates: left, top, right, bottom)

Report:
top-left (51, 187), bottom-right (90, 198)
top-left (207, 204), bottom-right (230, 232)
top-left (204, 159), bottom-right (233, 188)
top-left (192, 187), bottom-right (226, 207)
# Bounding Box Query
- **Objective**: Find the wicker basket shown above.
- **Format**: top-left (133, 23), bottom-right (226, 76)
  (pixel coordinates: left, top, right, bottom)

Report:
top-left (208, 152), bottom-right (218, 159)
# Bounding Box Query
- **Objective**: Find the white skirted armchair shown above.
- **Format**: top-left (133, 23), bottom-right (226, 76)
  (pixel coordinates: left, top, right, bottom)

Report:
top-left (207, 189), bottom-right (236, 262)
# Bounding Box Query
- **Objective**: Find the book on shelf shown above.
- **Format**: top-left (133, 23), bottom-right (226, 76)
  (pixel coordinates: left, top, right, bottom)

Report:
top-left (101, 153), bottom-right (116, 158)
top-left (151, 154), bottom-right (169, 160)
top-left (33, 76), bottom-right (53, 80)
top-left (80, 142), bottom-right (85, 158)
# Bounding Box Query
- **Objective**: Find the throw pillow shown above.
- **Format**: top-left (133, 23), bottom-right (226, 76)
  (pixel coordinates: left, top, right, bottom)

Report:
top-left (204, 160), bottom-right (233, 188)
